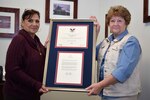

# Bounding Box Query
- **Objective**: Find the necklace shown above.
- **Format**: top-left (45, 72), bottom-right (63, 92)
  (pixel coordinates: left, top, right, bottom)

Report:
top-left (35, 40), bottom-right (42, 56)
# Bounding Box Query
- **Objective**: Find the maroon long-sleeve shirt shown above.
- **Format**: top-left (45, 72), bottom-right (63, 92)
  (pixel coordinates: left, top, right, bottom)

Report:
top-left (3, 29), bottom-right (46, 100)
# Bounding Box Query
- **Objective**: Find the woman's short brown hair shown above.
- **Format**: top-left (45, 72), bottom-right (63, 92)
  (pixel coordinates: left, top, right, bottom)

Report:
top-left (22, 9), bottom-right (40, 21)
top-left (106, 5), bottom-right (131, 26)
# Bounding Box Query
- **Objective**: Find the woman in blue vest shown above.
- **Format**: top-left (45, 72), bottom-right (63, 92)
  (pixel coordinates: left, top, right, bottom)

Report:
top-left (86, 5), bottom-right (141, 100)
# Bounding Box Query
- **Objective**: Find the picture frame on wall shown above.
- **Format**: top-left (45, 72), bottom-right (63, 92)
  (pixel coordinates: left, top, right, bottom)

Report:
top-left (45, 0), bottom-right (78, 23)
top-left (0, 7), bottom-right (19, 38)
top-left (43, 19), bottom-right (97, 92)
top-left (105, 14), bottom-right (108, 38)
top-left (143, 0), bottom-right (150, 22)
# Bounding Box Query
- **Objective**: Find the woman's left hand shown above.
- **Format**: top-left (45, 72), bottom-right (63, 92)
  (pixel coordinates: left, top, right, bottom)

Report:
top-left (44, 39), bottom-right (49, 48)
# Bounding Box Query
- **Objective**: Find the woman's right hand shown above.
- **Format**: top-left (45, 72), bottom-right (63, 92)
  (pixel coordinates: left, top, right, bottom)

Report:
top-left (90, 16), bottom-right (100, 37)
top-left (39, 85), bottom-right (49, 93)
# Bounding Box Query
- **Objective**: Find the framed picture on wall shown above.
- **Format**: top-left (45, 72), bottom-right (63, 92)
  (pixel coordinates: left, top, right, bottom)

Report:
top-left (0, 7), bottom-right (19, 38)
top-left (143, 0), bottom-right (150, 22)
top-left (105, 14), bottom-right (108, 38)
top-left (45, 0), bottom-right (78, 23)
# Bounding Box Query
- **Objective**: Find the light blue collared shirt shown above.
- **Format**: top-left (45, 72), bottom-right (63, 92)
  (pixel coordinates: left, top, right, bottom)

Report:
top-left (96, 29), bottom-right (141, 97)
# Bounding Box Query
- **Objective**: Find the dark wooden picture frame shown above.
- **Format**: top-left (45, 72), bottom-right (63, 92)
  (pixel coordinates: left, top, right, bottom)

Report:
top-left (105, 14), bottom-right (108, 38)
top-left (143, 0), bottom-right (150, 23)
top-left (45, 0), bottom-right (78, 23)
top-left (0, 7), bottom-right (19, 38)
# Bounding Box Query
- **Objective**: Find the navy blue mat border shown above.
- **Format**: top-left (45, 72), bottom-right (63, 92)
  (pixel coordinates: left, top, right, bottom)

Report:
top-left (44, 20), bottom-right (95, 91)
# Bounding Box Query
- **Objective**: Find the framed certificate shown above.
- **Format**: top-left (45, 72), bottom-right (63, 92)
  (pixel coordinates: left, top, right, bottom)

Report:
top-left (55, 24), bottom-right (89, 48)
top-left (43, 19), bottom-right (97, 92)
top-left (55, 51), bottom-right (84, 85)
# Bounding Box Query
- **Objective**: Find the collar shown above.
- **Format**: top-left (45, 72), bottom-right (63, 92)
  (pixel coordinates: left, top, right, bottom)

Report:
top-left (107, 29), bottom-right (128, 43)
top-left (19, 29), bottom-right (40, 50)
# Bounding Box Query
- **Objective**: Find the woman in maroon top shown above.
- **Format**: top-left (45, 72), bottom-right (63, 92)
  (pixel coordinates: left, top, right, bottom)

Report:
top-left (3, 9), bottom-right (48, 100)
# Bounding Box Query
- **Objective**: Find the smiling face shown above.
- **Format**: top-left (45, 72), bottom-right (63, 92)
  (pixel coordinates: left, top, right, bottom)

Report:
top-left (109, 16), bottom-right (126, 37)
top-left (21, 14), bottom-right (40, 36)
top-left (106, 5), bottom-right (131, 38)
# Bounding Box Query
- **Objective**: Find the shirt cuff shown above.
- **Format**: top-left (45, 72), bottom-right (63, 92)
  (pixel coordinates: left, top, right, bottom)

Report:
top-left (112, 70), bottom-right (128, 83)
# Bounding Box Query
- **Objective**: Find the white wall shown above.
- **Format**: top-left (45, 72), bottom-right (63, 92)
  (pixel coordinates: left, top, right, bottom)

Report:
top-left (0, 0), bottom-right (50, 73)
top-left (99, 1), bottom-right (150, 100)
top-left (0, 0), bottom-right (150, 100)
